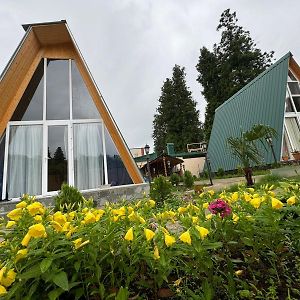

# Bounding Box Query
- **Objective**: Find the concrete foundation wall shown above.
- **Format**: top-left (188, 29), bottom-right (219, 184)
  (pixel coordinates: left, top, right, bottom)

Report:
top-left (0, 183), bottom-right (149, 216)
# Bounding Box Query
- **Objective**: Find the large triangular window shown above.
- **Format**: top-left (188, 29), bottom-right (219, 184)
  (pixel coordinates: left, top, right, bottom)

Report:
top-left (2, 58), bottom-right (133, 199)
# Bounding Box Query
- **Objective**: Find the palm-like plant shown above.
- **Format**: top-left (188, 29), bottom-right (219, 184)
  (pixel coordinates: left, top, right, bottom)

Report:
top-left (227, 124), bottom-right (277, 186)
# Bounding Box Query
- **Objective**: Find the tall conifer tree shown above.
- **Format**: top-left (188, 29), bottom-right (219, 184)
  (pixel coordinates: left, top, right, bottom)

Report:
top-left (196, 9), bottom-right (274, 140)
top-left (153, 65), bottom-right (203, 154)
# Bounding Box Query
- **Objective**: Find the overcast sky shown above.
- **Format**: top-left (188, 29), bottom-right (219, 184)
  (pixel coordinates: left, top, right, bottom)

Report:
top-left (0, 0), bottom-right (299, 151)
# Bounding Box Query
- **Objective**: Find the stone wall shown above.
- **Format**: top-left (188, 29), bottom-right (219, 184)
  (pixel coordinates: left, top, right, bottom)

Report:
top-left (0, 183), bottom-right (150, 216)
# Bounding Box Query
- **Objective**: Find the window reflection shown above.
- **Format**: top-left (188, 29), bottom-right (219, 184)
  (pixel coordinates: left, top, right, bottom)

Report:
top-left (48, 126), bottom-right (68, 191)
top-left (46, 60), bottom-right (69, 120)
top-left (104, 127), bottom-right (132, 186)
top-left (72, 61), bottom-right (100, 119)
top-left (11, 60), bottom-right (44, 121)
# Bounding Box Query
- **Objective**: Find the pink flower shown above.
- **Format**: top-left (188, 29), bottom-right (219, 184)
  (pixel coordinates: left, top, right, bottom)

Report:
top-left (208, 199), bottom-right (232, 218)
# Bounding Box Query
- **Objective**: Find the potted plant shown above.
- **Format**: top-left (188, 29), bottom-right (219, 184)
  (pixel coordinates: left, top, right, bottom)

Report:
top-left (291, 149), bottom-right (300, 161)
top-left (282, 151), bottom-right (289, 161)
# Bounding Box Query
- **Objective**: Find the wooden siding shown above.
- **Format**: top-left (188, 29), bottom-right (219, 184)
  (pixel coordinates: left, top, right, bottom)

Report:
top-left (0, 30), bottom-right (42, 136)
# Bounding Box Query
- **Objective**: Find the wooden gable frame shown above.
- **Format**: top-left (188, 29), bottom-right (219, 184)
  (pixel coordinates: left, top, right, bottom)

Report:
top-left (0, 21), bottom-right (143, 184)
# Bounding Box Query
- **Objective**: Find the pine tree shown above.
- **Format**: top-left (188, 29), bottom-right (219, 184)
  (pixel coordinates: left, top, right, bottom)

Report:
top-left (153, 65), bottom-right (203, 154)
top-left (196, 9), bottom-right (274, 140)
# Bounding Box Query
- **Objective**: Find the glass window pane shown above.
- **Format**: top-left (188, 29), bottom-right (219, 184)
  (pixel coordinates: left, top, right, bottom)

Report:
top-left (46, 60), bottom-right (70, 120)
top-left (285, 88), bottom-right (294, 112)
top-left (11, 60), bottom-right (44, 121)
top-left (48, 126), bottom-right (68, 191)
top-left (74, 123), bottom-right (104, 189)
top-left (288, 82), bottom-right (300, 95)
top-left (293, 96), bottom-right (300, 112)
top-left (0, 133), bottom-right (5, 199)
top-left (285, 118), bottom-right (300, 151)
top-left (71, 61), bottom-right (100, 119)
top-left (7, 125), bottom-right (42, 198)
top-left (104, 126), bottom-right (133, 186)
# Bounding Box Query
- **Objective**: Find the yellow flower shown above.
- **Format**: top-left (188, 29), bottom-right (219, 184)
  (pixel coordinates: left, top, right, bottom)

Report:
top-left (179, 231), bottom-right (192, 245)
top-left (208, 190), bottom-right (215, 196)
top-left (124, 227), bottom-right (134, 241)
top-left (34, 215), bottom-right (43, 222)
top-left (0, 285), bottom-right (6, 295)
top-left (0, 268), bottom-right (16, 287)
top-left (128, 211), bottom-right (137, 221)
top-left (244, 193), bottom-right (251, 202)
top-left (164, 234), bottom-right (176, 247)
top-left (287, 196), bottom-right (296, 206)
top-left (148, 199), bottom-right (156, 208)
top-left (21, 233), bottom-right (31, 247)
top-left (247, 188), bottom-right (255, 193)
top-left (153, 246), bottom-right (160, 260)
top-left (73, 238), bottom-right (90, 250)
top-left (195, 226), bottom-right (209, 239)
top-left (178, 207), bottom-right (187, 214)
top-left (6, 221), bottom-right (16, 229)
top-left (250, 198), bottom-right (261, 209)
top-left (28, 223), bottom-right (47, 238)
top-left (27, 202), bottom-right (45, 216)
top-left (232, 213), bottom-right (239, 223)
top-left (235, 270), bottom-right (243, 276)
top-left (7, 208), bottom-right (23, 221)
top-left (267, 191), bottom-right (275, 197)
top-left (15, 249), bottom-right (28, 263)
top-left (192, 216), bottom-right (199, 224)
top-left (205, 213), bottom-right (212, 220)
top-left (68, 211), bottom-right (76, 221)
top-left (51, 221), bottom-right (63, 232)
top-left (112, 207), bottom-right (126, 216)
top-left (174, 278), bottom-right (183, 286)
top-left (202, 202), bottom-right (209, 209)
top-left (94, 209), bottom-right (105, 221)
top-left (53, 211), bottom-right (67, 226)
top-left (139, 216), bottom-right (146, 224)
top-left (144, 228), bottom-right (155, 241)
top-left (84, 212), bottom-right (96, 224)
top-left (271, 198), bottom-right (283, 209)
top-left (66, 226), bottom-right (77, 238)
top-left (16, 201), bottom-right (27, 209)
top-left (231, 192), bottom-right (239, 202)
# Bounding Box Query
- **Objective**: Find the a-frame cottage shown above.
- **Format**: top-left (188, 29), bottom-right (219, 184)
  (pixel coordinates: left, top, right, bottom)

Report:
top-left (207, 52), bottom-right (300, 172)
top-left (0, 21), bottom-right (143, 200)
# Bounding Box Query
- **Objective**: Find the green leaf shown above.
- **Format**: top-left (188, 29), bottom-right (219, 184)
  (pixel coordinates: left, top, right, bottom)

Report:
top-left (116, 287), bottom-right (129, 300)
top-left (40, 258), bottom-right (53, 273)
top-left (19, 264), bottom-right (42, 280)
top-left (74, 261), bottom-right (80, 272)
top-left (203, 242), bottom-right (223, 250)
top-left (48, 288), bottom-right (64, 300)
top-left (241, 237), bottom-right (253, 246)
top-left (53, 271), bottom-right (69, 291)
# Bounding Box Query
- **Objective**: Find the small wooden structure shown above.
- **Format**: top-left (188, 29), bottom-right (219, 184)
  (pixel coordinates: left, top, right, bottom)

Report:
top-left (141, 154), bottom-right (183, 178)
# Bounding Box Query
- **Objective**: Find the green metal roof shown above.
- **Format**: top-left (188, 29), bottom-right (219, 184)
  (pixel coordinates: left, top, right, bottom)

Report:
top-left (207, 52), bottom-right (290, 172)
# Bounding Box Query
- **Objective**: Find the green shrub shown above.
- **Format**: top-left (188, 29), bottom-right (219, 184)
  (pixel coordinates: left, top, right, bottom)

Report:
top-left (54, 183), bottom-right (86, 212)
top-left (150, 175), bottom-right (172, 204)
top-left (183, 170), bottom-right (194, 188)
top-left (170, 173), bottom-right (180, 186)
top-left (217, 167), bottom-right (225, 177)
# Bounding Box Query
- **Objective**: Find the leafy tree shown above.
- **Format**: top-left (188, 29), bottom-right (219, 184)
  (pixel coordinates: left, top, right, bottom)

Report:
top-left (196, 9), bottom-right (274, 140)
top-left (227, 124), bottom-right (277, 186)
top-left (153, 65), bottom-right (203, 154)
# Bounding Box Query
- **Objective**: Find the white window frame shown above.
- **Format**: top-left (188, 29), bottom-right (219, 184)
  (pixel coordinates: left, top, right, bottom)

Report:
top-left (2, 58), bottom-right (109, 200)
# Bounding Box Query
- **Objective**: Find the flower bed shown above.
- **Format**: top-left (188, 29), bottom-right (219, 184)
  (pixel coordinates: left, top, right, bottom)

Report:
top-left (0, 181), bottom-right (300, 299)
